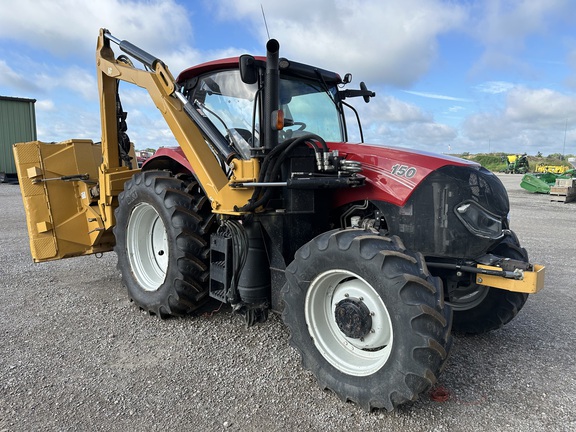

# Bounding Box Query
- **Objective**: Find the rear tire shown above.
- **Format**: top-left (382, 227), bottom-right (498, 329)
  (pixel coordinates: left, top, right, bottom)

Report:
top-left (282, 229), bottom-right (452, 411)
top-left (448, 233), bottom-right (529, 334)
top-left (114, 170), bottom-right (214, 317)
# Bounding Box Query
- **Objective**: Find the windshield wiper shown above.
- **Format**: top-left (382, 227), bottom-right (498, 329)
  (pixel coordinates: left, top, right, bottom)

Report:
top-left (314, 70), bottom-right (338, 107)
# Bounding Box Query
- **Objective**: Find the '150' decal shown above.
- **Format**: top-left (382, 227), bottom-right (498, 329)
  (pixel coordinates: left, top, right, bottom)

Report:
top-left (391, 164), bottom-right (417, 178)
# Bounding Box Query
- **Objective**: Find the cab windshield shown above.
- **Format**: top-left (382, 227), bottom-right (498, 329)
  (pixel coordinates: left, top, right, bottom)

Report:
top-left (188, 69), bottom-right (343, 157)
top-left (279, 77), bottom-right (343, 142)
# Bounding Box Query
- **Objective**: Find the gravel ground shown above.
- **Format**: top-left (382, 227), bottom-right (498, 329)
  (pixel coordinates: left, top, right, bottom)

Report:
top-left (1, 174), bottom-right (575, 431)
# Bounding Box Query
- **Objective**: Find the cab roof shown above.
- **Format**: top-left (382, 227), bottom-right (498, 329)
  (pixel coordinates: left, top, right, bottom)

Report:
top-left (176, 56), bottom-right (342, 86)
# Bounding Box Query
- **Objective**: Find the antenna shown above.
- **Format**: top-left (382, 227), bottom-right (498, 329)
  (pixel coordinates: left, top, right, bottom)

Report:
top-left (261, 4), bottom-right (271, 40)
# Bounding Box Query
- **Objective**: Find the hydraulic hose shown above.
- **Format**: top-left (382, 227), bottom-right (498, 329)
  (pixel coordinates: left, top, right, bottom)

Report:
top-left (239, 134), bottom-right (326, 212)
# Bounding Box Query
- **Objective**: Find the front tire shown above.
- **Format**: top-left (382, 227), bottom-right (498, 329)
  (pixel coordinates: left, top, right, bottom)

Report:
top-left (114, 170), bottom-right (213, 317)
top-left (282, 229), bottom-right (452, 411)
top-left (447, 233), bottom-right (530, 334)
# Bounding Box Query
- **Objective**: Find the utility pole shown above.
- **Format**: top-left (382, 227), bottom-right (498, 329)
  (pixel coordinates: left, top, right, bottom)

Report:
top-left (562, 119), bottom-right (567, 160)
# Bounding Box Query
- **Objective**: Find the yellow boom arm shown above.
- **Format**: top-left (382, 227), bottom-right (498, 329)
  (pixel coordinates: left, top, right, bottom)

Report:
top-left (96, 28), bottom-right (258, 222)
top-left (13, 29), bottom-right (259, 262)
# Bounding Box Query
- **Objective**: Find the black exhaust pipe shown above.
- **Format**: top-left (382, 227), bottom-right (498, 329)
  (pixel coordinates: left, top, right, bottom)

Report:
top-left (263, 39), bottom-right (280, 150)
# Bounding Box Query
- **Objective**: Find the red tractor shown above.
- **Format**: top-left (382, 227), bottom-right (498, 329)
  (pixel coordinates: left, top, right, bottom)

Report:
top-left (14, 30), bottom-right (544, 411)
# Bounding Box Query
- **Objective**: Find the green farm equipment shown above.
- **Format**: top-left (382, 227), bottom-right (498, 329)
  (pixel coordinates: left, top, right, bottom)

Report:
top-left (504, 154), bottom-right (529, 174)
top-left (521, 170), bottom-right (576, 194)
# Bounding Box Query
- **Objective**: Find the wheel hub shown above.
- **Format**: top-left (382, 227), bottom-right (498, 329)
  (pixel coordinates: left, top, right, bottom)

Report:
top-left (334, 298), bottom-right (372, 339)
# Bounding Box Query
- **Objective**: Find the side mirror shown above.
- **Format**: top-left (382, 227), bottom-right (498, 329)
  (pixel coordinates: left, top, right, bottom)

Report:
top-left (360, 82), bottom-right (371, 103)
top-left (240, 54), bottom-right (258, 84)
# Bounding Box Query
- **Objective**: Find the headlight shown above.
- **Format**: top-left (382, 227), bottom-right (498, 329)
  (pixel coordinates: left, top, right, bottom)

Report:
top-left (455, 200), bottom-right (504, 239)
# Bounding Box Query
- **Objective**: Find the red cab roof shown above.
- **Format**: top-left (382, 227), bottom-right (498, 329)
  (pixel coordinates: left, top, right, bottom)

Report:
top-left (177, 56), bottom-right (264, 83)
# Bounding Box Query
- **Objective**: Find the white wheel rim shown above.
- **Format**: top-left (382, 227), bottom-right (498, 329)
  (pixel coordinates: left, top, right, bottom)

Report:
top-left (126, 203), bottom-right (168, 292)
top-left (305, 269), bottom-right (393, 376)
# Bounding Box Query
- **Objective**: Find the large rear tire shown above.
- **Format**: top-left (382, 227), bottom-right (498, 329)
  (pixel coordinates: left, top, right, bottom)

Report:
top-left (282, 229), bottom-right (452, 411)
top-left (448, 233), bottom-right (529, 334)
top-left (114, 170), bottom-right (214, 317)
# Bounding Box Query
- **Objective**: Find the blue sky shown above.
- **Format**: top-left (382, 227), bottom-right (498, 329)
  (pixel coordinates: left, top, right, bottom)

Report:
top-left (1, 0), bottom-right (575, 156)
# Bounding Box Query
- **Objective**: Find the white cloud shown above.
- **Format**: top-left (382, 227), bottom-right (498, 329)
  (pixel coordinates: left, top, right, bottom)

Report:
top-left (404, 90), bottom-right (471, 102)
top-left (214, 0), bottom-right (466, 86)
top-left (475, 81), bottom-right (515, 94)
top-left (463, 113), bottom-right (512, 141)
top-left (35, 100), bottom-right (55, 111)
top-left (505, 86), bottom-right (576, 124)
top-left (359, 93), bottom-right (432, 125)
top-left (0, 60), bottom-right (40, 94)
top-left (2, 0), bottom-right (573, 156)
top-left (344, 92), bottom-right (459, 151)
top-left (0, 0), bottom-right (192, 61)
top-left (467, 0), bottom-right (573, 74)
top-left (35, 104), bottom-right (100, 143)
top-left (470, 0), bottom-right (570, 47)
top-left (404, 122), bottom-right (457, 145)
top-left (462, 85), bottom-right (576, 154)
top-left (564, 48), bottom-right (576, 90)
top-left (447, 105), bottom-right (465, 113)
top-left (46, 67), bottom-right (98, 101)
top-left (5, 63), bottom-right (98, 102)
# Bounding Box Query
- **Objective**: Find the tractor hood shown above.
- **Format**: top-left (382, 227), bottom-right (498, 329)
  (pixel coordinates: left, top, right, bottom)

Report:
top-left (330, 142), bottom-right (480, 207)
top-left (330, 141), bottom-right (511, 258)
top-left (145, 141), bottom-right (483, 209)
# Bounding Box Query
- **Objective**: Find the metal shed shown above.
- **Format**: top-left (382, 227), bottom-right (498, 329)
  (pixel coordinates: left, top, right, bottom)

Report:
top-left (1, 96), bottom-right (37, 181)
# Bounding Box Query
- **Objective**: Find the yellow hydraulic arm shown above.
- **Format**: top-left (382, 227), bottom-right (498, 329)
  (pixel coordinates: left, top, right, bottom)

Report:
top-left (13, 29), bottom-right (259, 262)
top-left (96, 28), bottom-right (258, 224)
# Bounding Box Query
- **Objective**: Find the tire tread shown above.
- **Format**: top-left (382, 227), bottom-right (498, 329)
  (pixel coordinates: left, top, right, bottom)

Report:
top-left (283, 229), bottom-right (453, 411)
top-left (114, 170), bottom-right (212, 317)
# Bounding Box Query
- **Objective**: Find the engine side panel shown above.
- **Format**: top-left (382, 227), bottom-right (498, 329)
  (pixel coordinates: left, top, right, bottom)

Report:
top-left (328, 142), bottom-right (510, 259)
top-left (374, 168), bottom-right (508, 258)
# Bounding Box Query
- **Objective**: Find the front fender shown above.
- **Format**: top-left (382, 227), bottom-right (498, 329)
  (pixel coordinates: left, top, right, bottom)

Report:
top-left (142, 146), bottom-right (193, 174)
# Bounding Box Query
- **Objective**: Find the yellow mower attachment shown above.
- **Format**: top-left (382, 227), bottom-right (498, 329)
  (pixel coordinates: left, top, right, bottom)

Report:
top-left (13, 139), bottom-right (119, 262)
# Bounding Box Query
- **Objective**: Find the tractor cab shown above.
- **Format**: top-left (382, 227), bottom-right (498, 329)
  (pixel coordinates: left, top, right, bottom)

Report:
top-left (175, 55), bottom-right (373, 161)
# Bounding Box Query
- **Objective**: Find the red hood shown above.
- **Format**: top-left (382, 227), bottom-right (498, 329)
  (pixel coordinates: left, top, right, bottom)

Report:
top-left (145, 143), bottom-right (479, 208)
top-left (329, 142), bottom-right (479, 207)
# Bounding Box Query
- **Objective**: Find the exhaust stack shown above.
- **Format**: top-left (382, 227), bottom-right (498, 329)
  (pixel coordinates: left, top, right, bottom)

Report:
top-left (263, 39), bottom-right (280, 150)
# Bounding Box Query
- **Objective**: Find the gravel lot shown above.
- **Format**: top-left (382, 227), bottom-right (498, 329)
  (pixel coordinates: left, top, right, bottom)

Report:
top-left (1, 174), bottom-right (575, 431)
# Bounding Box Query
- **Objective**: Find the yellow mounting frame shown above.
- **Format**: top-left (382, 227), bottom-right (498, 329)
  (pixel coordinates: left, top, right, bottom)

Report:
top-left (476, 264), bottom-right (545, 294)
